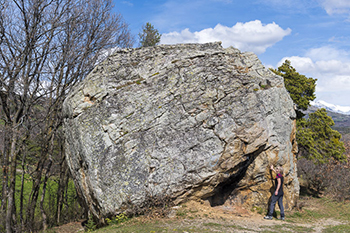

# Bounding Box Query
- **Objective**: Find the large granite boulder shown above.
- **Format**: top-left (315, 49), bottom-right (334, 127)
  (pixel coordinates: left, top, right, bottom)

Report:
top-left (63, 42), bottom-right (299, 222)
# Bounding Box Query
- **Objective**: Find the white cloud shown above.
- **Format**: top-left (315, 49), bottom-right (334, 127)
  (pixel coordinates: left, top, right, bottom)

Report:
top-left (319, 0), bottom-right (350, 15)
top-left (160, 20), bottom-right (291, 54)
top-left (121, 1), bottom-right (133, 7)
top-left (277, 56), bottom-right (316, 73)
top-left (277, 47), bottom-right (350, 104)
top-left (305, 46), bottom-right (349, 61)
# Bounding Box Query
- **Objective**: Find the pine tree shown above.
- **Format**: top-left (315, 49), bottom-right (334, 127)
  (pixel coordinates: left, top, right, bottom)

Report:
top-left (270, 60), bottom-right (317, 120)
top-left (271, 60), bottom-right (345, 163)
top-left (297, 109), bottom-right (346, 163)
top-left (138, 22), bottom-right (161, 47)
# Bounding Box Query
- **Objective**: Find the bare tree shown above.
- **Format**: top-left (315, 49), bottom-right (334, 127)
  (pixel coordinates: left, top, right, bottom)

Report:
top-left (0, 0), bottom-right (134, 232)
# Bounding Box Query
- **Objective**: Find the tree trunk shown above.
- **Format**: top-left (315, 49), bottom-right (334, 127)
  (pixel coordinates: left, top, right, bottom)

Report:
top-left (26, 130), bottom-right (54, 231)
top-left (6, 133), bottom-right (18, 233)
top-left (0, 1), bottom-right (135, 231)
top-left (19, 147), bottom-right (27, 232)
top-left (56, 147), bottom-right (68, 225)
top-left (40, 157), bottom-right (52, 232)
top-left (1, 127), bottom-right (10, 215)
top-left (25, 151), bottom-right (47, 232)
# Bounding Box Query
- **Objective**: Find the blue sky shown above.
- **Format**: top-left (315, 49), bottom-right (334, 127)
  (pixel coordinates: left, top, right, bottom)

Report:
top-left (113, 0), bottom-right (350, 107)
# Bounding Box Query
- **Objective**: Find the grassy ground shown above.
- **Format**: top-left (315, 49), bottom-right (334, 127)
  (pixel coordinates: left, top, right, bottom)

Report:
top-left (52, 194), bottom-right (350, 233)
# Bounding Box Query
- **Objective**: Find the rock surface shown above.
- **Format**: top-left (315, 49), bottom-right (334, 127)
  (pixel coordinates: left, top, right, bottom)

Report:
top-left (63, 42), bottom-right (299, 221)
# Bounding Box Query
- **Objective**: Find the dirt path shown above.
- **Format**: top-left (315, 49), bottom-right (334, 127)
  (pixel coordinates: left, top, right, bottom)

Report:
top-left (52, 215), bottom-right (345, 233)
top-left (177, 200), bottom-right (346, 233)
top-left (52, 200), bottom-right (348, 233)
top-left (51, 221), bottom-right (85, 233)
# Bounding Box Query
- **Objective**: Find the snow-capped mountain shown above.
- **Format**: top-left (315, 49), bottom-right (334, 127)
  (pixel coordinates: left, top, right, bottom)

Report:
top-left (311, 100), bottom-right (350, 115)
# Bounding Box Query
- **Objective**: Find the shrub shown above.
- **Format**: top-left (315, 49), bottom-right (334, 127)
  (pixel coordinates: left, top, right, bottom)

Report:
top-left (298, 157), bottom-right (350, 201)
top-left (108, 213), bottom-right (128, 225)
top-left (85, 216), bottom-right (97, 232)
top-left (298, 158), bottom-right (329, 196)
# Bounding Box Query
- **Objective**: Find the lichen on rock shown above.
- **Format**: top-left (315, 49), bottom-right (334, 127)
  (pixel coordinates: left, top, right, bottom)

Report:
top-left (63, 42), bottom-right (299, 221)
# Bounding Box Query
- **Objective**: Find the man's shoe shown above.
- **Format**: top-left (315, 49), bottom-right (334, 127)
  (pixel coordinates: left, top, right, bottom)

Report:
top-left (264, 216), bottom-right (272, 220)
top-left (278, 217), bottom-right (285, 221)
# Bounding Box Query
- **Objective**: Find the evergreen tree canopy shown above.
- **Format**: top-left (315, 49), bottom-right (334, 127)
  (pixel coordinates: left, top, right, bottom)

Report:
top-left (271, 60), bottom-right (345, 164)
top-left (270, 60), bottom-right (317, 120)
top-left (139, 22), bottom-right (161, 47)
top-left (297, 108), bottom-right (346, 163)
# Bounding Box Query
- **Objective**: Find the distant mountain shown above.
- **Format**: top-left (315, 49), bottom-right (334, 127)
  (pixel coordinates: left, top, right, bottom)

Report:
top-left (311, 100), bottom-right (350, 115)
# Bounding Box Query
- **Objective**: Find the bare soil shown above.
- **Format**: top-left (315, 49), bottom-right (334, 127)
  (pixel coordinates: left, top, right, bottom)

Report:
top-left (52, 197), bottom-right (349, 233)
top-left (51, 221), bottom-right (85, 233)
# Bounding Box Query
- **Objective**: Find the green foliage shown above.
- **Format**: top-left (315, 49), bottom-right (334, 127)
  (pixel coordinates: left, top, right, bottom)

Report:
top-left (1, 171), bottom-right (83, 231)
top-left (297, 108), bottom-right (346, 163)
top-left (251, 206), bottom-right (264, 215)
top-left (270, 60), bottom-right (316, 119)
top-left (138, 22), bottom-right (161, 47)
top-left (85, 216), bottom-right (97, 232)
top-left (115, 213), bottom-right (128, 223)
top-left (271, 60), bottom-right (345, 164)
top-left (107, 213), bottom-right (129, 225)
top-left (176, 209), bottom-right (187, 217)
